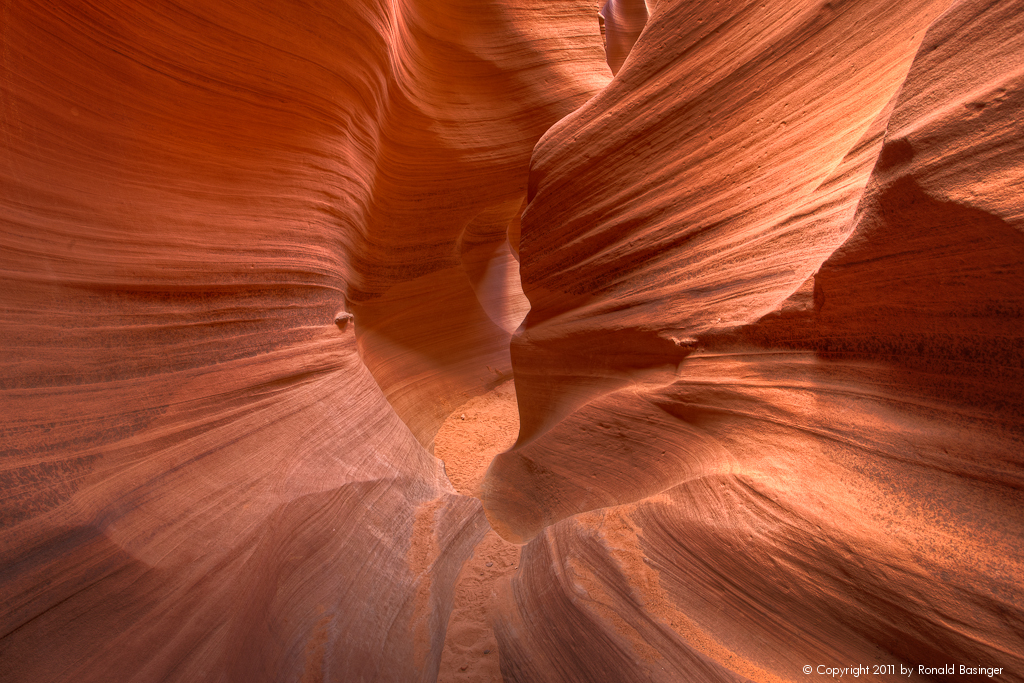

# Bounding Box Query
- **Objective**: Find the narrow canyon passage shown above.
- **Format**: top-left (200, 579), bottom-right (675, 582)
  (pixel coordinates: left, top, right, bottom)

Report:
top-left (433, 380), bottom-right (521, 683)
top-left (1, 0), bottom-right (1022, 680)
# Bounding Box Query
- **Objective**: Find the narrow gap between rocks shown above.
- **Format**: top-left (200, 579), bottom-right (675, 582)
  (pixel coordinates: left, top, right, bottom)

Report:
top-left (433, 378), bottom-right (522, 683)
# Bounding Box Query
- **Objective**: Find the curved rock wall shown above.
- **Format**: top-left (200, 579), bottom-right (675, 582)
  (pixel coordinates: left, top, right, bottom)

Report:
top-left (483, 0), bottom-right (1024, 679)
top-left (0, 0), bottom-right (606, 680)
top-left (2, 0), bottom-right (1022, 681)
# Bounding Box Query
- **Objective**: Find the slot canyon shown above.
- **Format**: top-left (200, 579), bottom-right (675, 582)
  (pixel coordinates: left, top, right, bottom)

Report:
top-left (1, 0), bottom-right (1022, 680)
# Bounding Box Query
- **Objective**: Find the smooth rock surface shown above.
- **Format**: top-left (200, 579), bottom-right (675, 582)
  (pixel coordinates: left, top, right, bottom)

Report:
top-left (0, 1), bottom-right (604, 681)
top-left (483, 0), bottom-right (1024, 680)
top-left (2, 0), bottom-right (1023, 681)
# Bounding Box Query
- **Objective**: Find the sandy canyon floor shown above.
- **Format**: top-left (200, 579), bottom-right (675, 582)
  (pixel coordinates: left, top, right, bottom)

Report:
top-left (434, 380), bottom-right (521, 682)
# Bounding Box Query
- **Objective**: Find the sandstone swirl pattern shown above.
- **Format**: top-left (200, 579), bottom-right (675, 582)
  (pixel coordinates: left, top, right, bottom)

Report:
top-left (482, 0), bottom-right (1024, 680)
top-left (2, 0), bottom-right (1022, 682)
top-left (0, 1), bottom-right (605, 680)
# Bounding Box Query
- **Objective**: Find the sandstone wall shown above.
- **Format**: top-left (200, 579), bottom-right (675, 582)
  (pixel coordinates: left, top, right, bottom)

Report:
top-left (1, 0), bottom-right (1021, 681)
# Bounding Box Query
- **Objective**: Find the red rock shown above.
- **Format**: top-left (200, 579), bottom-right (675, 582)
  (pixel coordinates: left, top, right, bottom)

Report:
top-left (3, 0), bottom-right (1023, 680)
top-left (600, 0), bottom-right (649, 75)
top-left (483, 0), bottom-right (1024, 679)
top-left (0, 0), bottom-right (605, 680)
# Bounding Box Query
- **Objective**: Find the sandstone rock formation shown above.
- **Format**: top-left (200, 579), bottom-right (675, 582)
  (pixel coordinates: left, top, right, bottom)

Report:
top-left (2, 0), bottom-right (1022, 681)
top-left (482, 0), bottom-right (1024, 679)
top-left (0, 1), bottom-right (605, 680)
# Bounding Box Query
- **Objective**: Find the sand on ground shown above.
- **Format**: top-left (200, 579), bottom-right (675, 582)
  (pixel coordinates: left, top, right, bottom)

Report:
top-left (434, 380), bottom-right (522, 683)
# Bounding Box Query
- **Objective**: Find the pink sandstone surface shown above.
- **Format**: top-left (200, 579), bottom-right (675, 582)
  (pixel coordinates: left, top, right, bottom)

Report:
top-left (1, 0), bottom-right (1022, 681)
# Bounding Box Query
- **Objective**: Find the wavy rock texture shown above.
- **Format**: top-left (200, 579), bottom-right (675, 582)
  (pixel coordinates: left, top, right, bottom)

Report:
top-left (599, 0), bottom-right (649, 75)
top-left (0, 0), bottom-right (606, 681)
top-left (2, 0), bottom-right (1022, 681)
top-left (483, 0), bottom-right (1024, 680)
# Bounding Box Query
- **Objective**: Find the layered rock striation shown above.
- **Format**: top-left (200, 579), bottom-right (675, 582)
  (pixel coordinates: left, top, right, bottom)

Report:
top-left (2, 0), bottom-right (1022, 681)
top-left (0, 0), bottom-right (604, 680)
top-left (483, 0), bottom-right (1024, 679)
